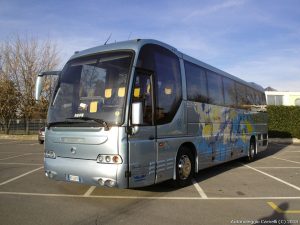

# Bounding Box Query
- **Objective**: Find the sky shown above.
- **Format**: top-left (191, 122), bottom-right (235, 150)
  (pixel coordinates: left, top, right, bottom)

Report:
top-left (1, 0), bottom-right (300, 91)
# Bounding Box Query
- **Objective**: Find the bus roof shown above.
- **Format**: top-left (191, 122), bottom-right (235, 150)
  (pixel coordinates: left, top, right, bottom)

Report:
top-left (69, 39), bottom-right (264, 92)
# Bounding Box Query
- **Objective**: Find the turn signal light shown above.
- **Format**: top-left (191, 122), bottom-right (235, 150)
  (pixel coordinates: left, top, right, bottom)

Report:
top-left (96, 154), bottom-right (123, 164)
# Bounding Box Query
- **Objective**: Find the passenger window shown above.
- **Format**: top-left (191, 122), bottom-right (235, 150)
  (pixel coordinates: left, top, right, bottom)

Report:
top-left (207, 71), bottom-right (224, 105)
top-left (154, 50), bottom-right (182, 124)
top-left (184, 61), bottom-right (208, 103)
top-left (246, 87), bottom-right (255, 105)
top-left (132, 72), bottom-right (153, 125)
top-left (137, 44), bottom-right (182, 125)
top-left (223, 77), bottom-right (237, 107)
top-left (236, 83), bottom-right (248, 108)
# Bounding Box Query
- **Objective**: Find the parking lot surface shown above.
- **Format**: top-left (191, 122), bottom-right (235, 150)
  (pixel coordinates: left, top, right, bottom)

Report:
top-left (0, 140), bottom-right (299, 225)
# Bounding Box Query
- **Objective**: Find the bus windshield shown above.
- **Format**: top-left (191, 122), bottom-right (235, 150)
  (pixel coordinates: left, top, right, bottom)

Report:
top-left (48, 51), bottom-right (133, 127)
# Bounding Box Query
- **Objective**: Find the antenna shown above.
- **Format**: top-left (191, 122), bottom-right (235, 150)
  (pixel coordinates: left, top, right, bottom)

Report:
top-left (128, 32), bottom-right (132, 40)
top-left (104, 33), bottom-right (112, 45)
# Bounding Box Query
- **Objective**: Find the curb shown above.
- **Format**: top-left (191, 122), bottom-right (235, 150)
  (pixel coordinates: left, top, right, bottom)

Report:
top-left (268, 138), bottom-right (300, 144)
top-left (0, 135), bottom-right (37, 141)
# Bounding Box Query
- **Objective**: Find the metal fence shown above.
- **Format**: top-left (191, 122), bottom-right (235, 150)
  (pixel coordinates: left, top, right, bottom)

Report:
top-left (0, 119), bottom-right (47, 135)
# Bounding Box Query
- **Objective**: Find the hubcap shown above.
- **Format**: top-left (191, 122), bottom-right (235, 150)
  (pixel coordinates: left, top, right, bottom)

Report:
top-left (178, 155), bottom-right (191, 180)
top-left (250, 143), bottom-right (255, 158)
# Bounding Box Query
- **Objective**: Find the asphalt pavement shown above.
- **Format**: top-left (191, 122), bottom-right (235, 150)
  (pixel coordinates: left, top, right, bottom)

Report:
top-left (0, 140), bottom-right (299, 225)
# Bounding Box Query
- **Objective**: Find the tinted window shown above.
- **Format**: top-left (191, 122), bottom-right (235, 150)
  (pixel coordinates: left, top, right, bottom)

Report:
top-left (184, 61), bottom-right (208, 103)
top-left (246, 87), bottom-right (256, 105)
top-left (223, 77), bottom-right (236, 107)
top-left (236, 83), bottom-right (248, 107)
top-left (132, 71), bottom-right (153, 125)
top-left (207, 71), bottom-right (224, 105)
top-left (138, 44), bottom-right (182, 124)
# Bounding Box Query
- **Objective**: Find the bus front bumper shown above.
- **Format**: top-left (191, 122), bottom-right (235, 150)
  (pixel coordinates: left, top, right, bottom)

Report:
top-left (44, 157), bottom-right (127, 188)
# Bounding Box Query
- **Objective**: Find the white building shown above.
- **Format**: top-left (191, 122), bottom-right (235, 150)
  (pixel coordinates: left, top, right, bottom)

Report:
top-left (265, 91), bottom-right (300, 106)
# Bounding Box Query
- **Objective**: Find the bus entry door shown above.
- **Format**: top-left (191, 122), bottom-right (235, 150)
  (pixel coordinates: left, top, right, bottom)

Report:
top-left (128, 71), bottom-right (156, 188)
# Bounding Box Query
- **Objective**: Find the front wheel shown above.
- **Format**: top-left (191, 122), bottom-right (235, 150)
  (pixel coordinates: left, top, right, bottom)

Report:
top-left (175, 147), bottom-right (194, 187)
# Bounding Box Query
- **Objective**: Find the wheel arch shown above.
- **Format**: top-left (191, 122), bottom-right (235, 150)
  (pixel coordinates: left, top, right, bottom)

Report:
top-left (173, 142), bottom-right (198, 180)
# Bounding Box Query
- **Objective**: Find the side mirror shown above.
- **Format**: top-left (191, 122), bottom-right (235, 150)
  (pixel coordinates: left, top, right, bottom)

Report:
top-left (132, 102), bottom-right (143, 125)
top-left (35, 70), bottom-right (61, 101)
top-left (35, 75), bottom-right (44, 101)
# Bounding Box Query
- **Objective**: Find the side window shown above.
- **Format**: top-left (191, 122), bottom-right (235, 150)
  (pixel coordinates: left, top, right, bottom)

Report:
top-left (154, 51), bottom-right (182, 124)
top-left (185, 61), bottom-right (208, 103)
top-left (132, 72), bottom-right (153, 125)
top-left (236, 83), bottom-right (247, 108)
top-left (223, 77), bottom-right (237, 107)
top-left (246, 87), bottom-right (257, 105)
top-left (137, 44), bottom-right (182, 125)
top-left (207, 71), bottom-right (224, 105)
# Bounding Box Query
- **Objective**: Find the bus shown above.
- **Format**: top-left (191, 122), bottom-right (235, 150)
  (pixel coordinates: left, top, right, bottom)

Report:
top-left (35, 39), bottom-right (268, 188)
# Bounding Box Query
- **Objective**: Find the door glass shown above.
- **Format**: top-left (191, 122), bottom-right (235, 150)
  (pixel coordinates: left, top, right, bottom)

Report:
top-left (132, 72), bottom-right (153, 125)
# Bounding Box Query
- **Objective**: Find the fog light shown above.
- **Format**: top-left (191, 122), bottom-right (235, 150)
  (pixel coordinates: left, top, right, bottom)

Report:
top-left (45, 171), bottom-right (55, 179)
top-left (45, 150), bottom-right (56, 159)
top-left (104, 179), bottom-right (116, 187)
top-left (98, 178), bottom-right (105, 186)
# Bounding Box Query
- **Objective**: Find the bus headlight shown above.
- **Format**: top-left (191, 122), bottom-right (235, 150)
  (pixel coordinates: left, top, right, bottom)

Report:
top-left (45, 150), bottom-right (56, 159)
top-left (96, 154), bottom-right (123, 164)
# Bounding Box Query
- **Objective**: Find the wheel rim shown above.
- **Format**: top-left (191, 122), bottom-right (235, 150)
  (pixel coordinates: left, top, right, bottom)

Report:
top-left (250, 143), bottom-right (255, 158)
top-left (178, 155), bottom-right (192, 180)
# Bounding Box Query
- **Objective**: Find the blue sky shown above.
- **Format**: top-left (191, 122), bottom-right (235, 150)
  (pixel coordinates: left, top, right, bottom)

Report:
top-left (1, 0), bottom-right (300, 91)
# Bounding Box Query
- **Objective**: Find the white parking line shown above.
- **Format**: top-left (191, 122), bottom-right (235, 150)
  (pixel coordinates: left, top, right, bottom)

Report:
top-left (272, 157), bottom-right (300, 164)
top-left (241, 163), bottom-right (300, 191)
top-left (83, 186), bottom-right (96, 197)
top-left (0, 166), bottom-right (43, 186)
top-left (192, 179), bottom-right (208, 199)
top-left (0, 191), bottom-right (300, 200)
top-left (0, 162), bottom-right (43, 166)
top-left (0, 153), bottom-right (32, 161)
top-left (253, 167), bottom-right (300, 169)
top-left (0, 141), bottom-right (20, 145)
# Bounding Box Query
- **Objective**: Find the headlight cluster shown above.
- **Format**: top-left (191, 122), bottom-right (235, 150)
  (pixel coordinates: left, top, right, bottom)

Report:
top-left (96, 154), bottom-right (123, 164)
top-left (45, 150), bottom-right (56, 159)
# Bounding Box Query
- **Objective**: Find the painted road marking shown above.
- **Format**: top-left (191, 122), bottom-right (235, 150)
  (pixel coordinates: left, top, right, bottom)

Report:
top-left (0, 162), bottom-right (43, 166)
top-left (272, 157), bottom-right (300, 164)
top-left (0, 166), bottom-right (43, 186)
top-left (83, 186), bottom-right (96, 197)
top-left (0, 153), bottom-right (32, 161)
top-left (268, 201), bottom-right (300, 214)
top-left (192, 179), bottom-right (208, 199)
top-left (1, 191), bottom-right (300, 200)
top-left (241, 163), bottom-right (300, 192)
top-left (0, 141), bottom-right (20, 145)
top-left (251, 167), bottom-right (300, 169)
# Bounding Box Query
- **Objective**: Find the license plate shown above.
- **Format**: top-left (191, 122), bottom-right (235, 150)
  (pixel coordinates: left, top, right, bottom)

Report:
top-left (67, 174), bottom-right (81, 182)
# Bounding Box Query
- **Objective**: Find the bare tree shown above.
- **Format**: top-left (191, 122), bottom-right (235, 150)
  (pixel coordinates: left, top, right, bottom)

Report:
top-left (0, 78), bottom-right (20, 134)
top-left (0, 34), bottom-right (60, 134)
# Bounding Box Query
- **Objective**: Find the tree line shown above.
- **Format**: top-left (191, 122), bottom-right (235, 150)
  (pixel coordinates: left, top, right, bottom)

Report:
top-left (0, 34), bottom-right (60, 134)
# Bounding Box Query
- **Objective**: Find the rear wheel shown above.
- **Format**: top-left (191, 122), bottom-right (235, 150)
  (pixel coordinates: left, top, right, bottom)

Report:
top-left (175, 147), bottom-right (194, 187)
top-left (247, 139), bottom-right (256, 162)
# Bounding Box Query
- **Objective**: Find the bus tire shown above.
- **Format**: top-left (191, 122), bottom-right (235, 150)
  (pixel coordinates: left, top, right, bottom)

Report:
top-left (247, 139), bottom-right (256, 162)
top-left (174, 146), bottom-right (194, 187)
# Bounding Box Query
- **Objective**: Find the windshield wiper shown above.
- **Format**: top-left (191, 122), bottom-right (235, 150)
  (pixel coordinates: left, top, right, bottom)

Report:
top-left (66, 117), bottom-right (109, 131)
top-left (47, 121), bottom-right (79, 129)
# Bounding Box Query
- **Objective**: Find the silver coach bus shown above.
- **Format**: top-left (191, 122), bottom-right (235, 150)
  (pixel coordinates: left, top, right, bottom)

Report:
top-left (35, 39), bottom-right (268, 188)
